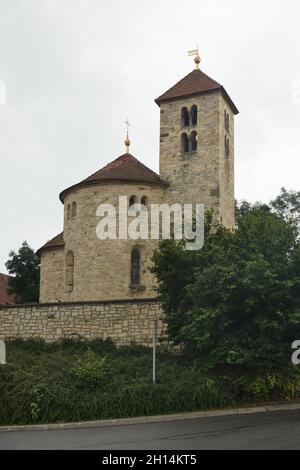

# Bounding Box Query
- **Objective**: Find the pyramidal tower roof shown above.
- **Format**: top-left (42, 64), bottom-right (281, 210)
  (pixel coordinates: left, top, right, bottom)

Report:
top-left (59, 153), bottom-right (166, 202)
top-left (155, 68), bottom-right (239, 114)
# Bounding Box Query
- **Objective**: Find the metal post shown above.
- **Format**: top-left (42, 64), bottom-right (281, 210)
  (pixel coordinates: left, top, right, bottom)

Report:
top-left (0, 340), bottom-right (6, 365)
top-left (152, 319), bottom-right (157, 384)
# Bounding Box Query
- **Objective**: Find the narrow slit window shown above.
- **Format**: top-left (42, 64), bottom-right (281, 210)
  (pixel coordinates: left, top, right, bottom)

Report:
top-left (141, 196), bottom-right (148, 209)
top-left (129, 195), bottom-right (137, 207)
top-left (225, 110), bottom-right (230, 133)
top-left (181, 107), bottom-right (190, 128)
top-left (65, 251), bottom-right (74, 293)
top-left (71, 201), bottom-right (77, 217)
top-left (181, 133), bottom-right (189, 153)
top-left (190, 131), bottom-right (198, 151)
top-left (191, 105), bottom-right (197, 126)
top-left (225, 135), bottom-right (230, 158)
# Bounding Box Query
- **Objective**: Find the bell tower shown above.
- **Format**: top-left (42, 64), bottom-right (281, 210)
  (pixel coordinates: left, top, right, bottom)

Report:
top-left (155, 50), bottom-right (239, 228)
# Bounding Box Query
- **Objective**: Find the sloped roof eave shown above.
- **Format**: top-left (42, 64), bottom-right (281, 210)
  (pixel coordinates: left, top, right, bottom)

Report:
top-left (155, 86), bottom-right (239, 115)
top-left (59, 177), bottom-right (169, 203)
top-left (36, 233), bottom-right (65, 257)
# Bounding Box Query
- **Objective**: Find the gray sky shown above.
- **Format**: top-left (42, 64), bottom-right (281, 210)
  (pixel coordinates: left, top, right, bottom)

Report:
top-left (0, 0), bottom-right (299, 273)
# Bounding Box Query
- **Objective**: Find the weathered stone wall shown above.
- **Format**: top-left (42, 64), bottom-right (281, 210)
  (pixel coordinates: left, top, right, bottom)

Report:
top-left (40, 181), bottom-right (167, 304)
top-left (0, 300), bottom-right (164, 346)
top-left (39, 247), bottom-right (65, 303)
top-left (159, 90), bottom-right (235, 228)
top-left (218, 95), bottom-right (235, 229)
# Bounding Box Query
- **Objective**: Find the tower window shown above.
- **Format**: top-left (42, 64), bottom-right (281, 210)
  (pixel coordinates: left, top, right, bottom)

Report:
top-left (141, 196), bottom-right (148, 208)
top-left (224, 110), bottom-right (230, 133)
top-left (129, 195), bottom-right (137, 207)
top-left (67, 204), bottom-right (70, 220)
top-left (191, 105), bottom-right (197, 126)
top-left (225, 135), bottom-right (230, 158)
top-left (181, 133), bottom-right (189, 153)
top-left (65, 251), bottom-right (74, 293)
top-left (71, 201), bottom-right (77, 217)
top-left (131, 248), bottom-right (140, 286)
top-left (181, 107), bottom-right (190, 128)
top-left (190, 131), bottom-right (198, 151)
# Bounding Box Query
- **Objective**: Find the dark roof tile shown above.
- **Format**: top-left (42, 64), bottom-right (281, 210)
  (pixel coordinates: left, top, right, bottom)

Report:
top-left (36, 232), bottom-right (64, 257)
top-left (60, 153), bottom-right (167, 202)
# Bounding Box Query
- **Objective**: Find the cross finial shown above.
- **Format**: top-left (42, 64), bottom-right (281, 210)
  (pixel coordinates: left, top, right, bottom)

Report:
top-left (124, 117), bottom-right (131, 153)
top-left (188, 45), bottom-right (201, 70)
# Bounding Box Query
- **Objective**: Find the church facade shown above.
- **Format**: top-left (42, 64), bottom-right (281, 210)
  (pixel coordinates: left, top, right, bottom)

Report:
top-left (37, 56), bottom-right (238, 305)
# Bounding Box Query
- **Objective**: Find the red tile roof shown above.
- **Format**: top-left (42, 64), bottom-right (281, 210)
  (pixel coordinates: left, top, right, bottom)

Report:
top-left (155, 69), bottom-right (239, 114)
top-left (0, 273), bottom-right (17, 305)
top-left (60, 153), bottom-right (167, 202)
top-left (36, 232), bottom-right (65, 257)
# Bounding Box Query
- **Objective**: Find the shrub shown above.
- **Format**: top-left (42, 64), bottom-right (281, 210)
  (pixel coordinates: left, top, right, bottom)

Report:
top-left (72, 349), bottom-right (107, 385)
top-left (0, 339), bottom-right (299, 426)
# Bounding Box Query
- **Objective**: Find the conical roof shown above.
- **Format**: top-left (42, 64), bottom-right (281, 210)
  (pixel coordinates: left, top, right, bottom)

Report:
top-left (36, 232), bottom-right (64, 257)
top-left (59, 153), bottom-right (166, 202)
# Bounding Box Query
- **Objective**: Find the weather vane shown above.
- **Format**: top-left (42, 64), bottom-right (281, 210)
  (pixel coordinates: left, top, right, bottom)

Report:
top-left (124, 117), bottom-right (131, 153)
top-left (188, 45), bottom-right (201, 70)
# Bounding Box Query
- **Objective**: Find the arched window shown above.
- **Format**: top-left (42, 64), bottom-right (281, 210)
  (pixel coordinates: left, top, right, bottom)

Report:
top-left (141, 196), bottom-right (148, 209)
top-left (129, 195), bottom-right (137, 207)
top-left (191, 105), bottom-right (197, 126)
top-left (65, 251), bottom-right (74, 293)
top-left (181, 107), bottom-right (190, 127)
top-left (181, 133), bottom-right (189, 153)
top-left (71, 201), bottom-right (77, 217)
top-left (190, 131), bottom-right (198, 151)
top-left (131, 248), bottom-right (140, 286)
top-left (225, 135), bottom-right (230, 158)
top-left (67, 204), bottom-right (70, 220)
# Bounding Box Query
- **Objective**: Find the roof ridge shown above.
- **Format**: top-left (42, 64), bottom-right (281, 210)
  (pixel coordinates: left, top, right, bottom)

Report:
top-left (59, 153), bottom-right (167, 203)
top-left (161, 69), bottom-right (221, 98)
top-left (127, 153), bottom-right (162, 178)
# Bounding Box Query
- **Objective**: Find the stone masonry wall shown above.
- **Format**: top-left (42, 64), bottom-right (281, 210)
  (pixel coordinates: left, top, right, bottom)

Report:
top-left (40, 181), bottom-right (167, 304)
top-left (0, 300), bottom-right (164, 346)
top-left (40, 247), bottom-right (65, 303)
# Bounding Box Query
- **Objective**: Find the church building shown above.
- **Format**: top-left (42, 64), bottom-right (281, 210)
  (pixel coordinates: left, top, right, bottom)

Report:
top-left (37, 52), bottom-right (238, 305)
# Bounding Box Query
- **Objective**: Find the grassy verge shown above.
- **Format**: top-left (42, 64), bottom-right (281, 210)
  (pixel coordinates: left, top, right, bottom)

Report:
top-left (0, 338), bottom-right (299, 426)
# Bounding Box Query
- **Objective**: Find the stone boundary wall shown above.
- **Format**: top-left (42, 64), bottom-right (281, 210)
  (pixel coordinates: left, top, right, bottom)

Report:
top-left (0, 299), bottom-right (165, 346)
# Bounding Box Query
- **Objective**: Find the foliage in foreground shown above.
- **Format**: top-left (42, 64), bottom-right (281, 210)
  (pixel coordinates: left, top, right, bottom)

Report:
top-left (151, 188), bottom-right (300, 369)
top-left (5, 241), bottom-right (40, 304)
top-left (0, 339), bottom-right (300, 426)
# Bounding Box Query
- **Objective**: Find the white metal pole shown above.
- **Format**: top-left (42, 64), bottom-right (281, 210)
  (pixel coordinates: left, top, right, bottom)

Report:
top-left (0, 340), bottom-right (6, 365)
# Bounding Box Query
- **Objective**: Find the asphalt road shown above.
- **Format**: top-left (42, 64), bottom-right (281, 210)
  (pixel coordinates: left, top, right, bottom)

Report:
top-left (0, 410), bottom-right (300, 450)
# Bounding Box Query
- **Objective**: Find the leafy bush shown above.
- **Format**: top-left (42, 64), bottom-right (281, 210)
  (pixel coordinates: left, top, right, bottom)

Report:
top-left (72, 349), bottom-right (107, 385)
top-left (151, 190), bottom-right (300, 368)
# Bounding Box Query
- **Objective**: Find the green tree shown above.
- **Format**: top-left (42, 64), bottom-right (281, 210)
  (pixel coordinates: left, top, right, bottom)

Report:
top-left (5, 241), bottom-right (40, 304)
top-left (152, 191), bottom-right (300, 369)
top-left (271, 187), bottom-right (300, 229)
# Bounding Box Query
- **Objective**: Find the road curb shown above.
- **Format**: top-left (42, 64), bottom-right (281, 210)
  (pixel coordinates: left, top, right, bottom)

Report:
top-left (1, 402), bottom-right (300, 433)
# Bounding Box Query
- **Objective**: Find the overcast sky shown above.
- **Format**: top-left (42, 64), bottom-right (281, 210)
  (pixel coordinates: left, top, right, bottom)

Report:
top-left (0, 0), bottom-right (299, 273)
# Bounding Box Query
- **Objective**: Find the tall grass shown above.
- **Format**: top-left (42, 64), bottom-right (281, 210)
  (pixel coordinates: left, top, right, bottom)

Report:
top-left (0, 338), bottom-right (299, 425)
